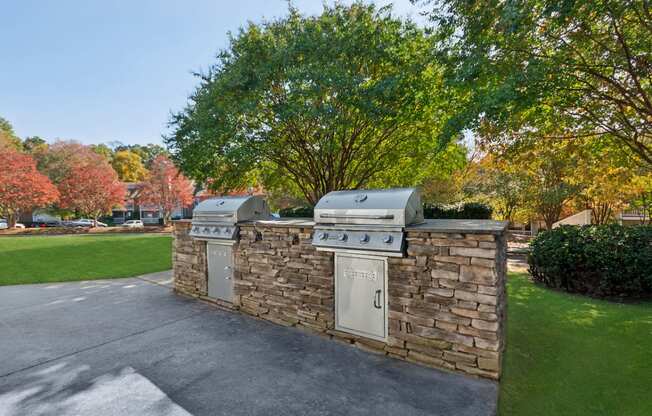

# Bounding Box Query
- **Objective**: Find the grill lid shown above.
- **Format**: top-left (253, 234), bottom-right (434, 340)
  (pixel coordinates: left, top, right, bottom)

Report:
top-left (314, 188), bottom-right (423, 227)
top-left (190, 195), bottom-right (270, 240)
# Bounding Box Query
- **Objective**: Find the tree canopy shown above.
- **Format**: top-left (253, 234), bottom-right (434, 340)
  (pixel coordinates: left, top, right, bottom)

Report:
top-left (111, 150), bottom-right (148, 182)
top-left (139, 155), bottom-right (193, 225)
top-left (419, 0), bottom-right (652, 168)
top-left (0, 148), bottom-right (59, 226)
top-left (57, 160), bottom-right (126, 223)
top-left (114, 143), bottom-right (169, 168)
top-left (0, 117), bottom-right (22, 151)
top-left (167, 3), bottom-right (454, 204)
top-left (34, 140), bottom-right (104, 184)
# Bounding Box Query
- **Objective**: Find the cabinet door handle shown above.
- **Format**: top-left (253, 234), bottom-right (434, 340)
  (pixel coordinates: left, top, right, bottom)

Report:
top-left (373, 289), bottom-right (382, 309)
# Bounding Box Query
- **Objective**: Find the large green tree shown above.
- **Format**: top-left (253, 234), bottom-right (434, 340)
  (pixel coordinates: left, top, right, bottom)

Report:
top-left (167, 4), bottom-right (452, 204)
top-left (418, 0), bottom-right (652, 167)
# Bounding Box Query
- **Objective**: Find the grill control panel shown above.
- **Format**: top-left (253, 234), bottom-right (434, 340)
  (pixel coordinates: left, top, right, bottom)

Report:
top-left (189, 223), bottom-right (238, 240)
top-left (312, 228), bottom-right (404, 253)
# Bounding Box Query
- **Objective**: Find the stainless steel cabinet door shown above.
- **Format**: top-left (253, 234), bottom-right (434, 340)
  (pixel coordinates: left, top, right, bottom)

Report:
top-left (207, 243), bottom-right (233, 302)
top-left (335, 253), bottom-right (386, 341)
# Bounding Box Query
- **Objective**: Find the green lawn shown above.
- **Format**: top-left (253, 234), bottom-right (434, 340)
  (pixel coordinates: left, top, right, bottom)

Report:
top-left (501, 273), bottom-right (652, 416)
top-left (0, 234), bottom-right (172, 285)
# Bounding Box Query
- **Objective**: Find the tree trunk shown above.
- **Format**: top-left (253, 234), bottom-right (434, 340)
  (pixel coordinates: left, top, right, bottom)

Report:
top-left (542, 205), bottom-right (563, 230)
top-left (591, 203), bottom-right (613, 225)
top-left (7, 212), bottom-right (16, 228)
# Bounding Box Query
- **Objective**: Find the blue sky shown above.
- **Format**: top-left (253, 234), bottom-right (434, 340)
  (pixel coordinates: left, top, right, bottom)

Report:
top-left (1, 0), bottom-right (424, 146)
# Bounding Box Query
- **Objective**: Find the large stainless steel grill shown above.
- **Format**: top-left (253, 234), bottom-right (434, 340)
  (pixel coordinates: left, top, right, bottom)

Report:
top-left (190, 196), bottom-right (270, 242)
top-left (312, 188), bottom-right (423, 256)
top-left (312, 188), bottom-right (423, 342)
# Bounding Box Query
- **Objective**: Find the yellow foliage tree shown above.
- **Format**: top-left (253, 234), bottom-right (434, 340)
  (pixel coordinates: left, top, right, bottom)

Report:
top-left (111, 150), bottom-right (148, 182)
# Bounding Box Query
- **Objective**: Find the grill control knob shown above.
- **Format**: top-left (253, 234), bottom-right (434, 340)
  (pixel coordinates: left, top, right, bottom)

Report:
top-left (337, 233), bottom-right (347, 241)
top-left (192, 226), bottom-right (199, 233)
top-left (383, 235), bottom-right (393, 244)
top-left (203, 227), bottom-right (210, 233)
top-left (212, 227), bottom-right (219, 234)
top-left (318, 232), bottom-right (328, 240)
top-left (359, 234), bottom-right (370, 244)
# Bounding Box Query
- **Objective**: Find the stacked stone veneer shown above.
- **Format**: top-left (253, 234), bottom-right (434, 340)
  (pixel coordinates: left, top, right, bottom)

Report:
top-left (172, 219), bottom-right (507, 380)
top-left (172, 221), bottom-right (208, 297)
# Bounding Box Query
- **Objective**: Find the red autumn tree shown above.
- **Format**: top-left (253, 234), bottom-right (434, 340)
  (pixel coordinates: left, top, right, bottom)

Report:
top-left (34, 140), bottom-right (106, 184)
top-left (139, 155), bottom-right (193, 225)
top-left (0, 148), bottom-right (59, 227)
top-left (57, 160), bottom-right (126, 225)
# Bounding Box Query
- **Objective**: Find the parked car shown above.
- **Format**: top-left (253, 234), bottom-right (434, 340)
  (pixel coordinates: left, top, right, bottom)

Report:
top-left (64, 219), bottom-right (108, 228)
top-left (122, 220), bottom-right (144, 228)
top-left (0, 219), bottom-right (25, 229)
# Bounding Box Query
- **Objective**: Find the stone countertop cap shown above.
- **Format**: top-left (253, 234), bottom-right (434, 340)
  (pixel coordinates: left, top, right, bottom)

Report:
top-left (240, 218), bottom-right (508, 234)
top-left (178, 217), bottom-right (508, 234)
top-left (406, 219), bottom-right (509, 234)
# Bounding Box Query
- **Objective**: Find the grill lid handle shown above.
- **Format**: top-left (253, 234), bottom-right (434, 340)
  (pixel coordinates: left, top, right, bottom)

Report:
top-left (318, 213), bottom-right (394, 220)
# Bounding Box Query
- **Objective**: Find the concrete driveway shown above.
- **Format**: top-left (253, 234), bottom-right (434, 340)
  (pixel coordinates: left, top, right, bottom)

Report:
top-left (0, 272), bottom-right (498, 416)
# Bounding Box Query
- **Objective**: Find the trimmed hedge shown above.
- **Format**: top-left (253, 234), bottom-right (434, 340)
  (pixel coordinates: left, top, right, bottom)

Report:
top-left (528, 224), bottom-right (652, 297)
top-left (278, 206), bottom-right (314, 218)
top-left (279, 202), bottom-right (492, 220)
top-left (423, 202), bottom-right (492, 220)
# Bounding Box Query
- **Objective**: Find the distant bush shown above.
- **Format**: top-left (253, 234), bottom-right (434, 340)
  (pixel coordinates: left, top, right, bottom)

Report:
top-left (278, 206), bottom-right (314, 218)
top-left (279, 202), bottom-right (493, 220)
top-left (423, 202), bottom-right (493, 220)
top-left (529, 224), bottom-right (652, 297)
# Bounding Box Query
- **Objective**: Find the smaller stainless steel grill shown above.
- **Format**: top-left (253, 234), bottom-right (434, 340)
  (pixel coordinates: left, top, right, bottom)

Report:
top-left (312, 188), bottom-right (423, 256)
top-left (190, 196), bottom-right (270, 242)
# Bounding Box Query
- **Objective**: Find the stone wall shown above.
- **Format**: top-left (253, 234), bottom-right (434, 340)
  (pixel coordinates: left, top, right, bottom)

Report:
top-left (234, 224), bottom-right (335, 331)
top-left (385, 230), bottom-right (507, 379)
top-left (172, 220), bottom-right (207, 297)
top-left (172, 219), bottom-right (507, 380)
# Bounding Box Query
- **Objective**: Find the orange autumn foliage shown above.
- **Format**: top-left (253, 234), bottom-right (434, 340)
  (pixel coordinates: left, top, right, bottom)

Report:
top-left (57, 160), bottom-right (126, 222)
top-left (0, 148), bottom-right (59, 226)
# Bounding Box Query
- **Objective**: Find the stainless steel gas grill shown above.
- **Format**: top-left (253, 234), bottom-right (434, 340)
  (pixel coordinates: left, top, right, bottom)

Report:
top-left (190, 196), bottom-right (270, 243)
top-left (312, 188), bottom-right (423, 257)
top-left (189, 196), bottom-right (270, 302)
top-left (311, 188), bottom-right (423, 342)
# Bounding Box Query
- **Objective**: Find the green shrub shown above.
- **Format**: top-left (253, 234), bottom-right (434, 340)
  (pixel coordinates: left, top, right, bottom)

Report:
top-left (423, 202), bottom-right (493, 219)
top-left (528, 224), bottom-right (652, 297)
top-left (278, 206), bottom-right (314, 218)
top-left (279, 202), bottom-right (493, 220)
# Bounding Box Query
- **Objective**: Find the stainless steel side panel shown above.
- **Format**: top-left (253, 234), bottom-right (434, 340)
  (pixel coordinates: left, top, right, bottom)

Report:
top-left (335, 253), bottom-right (387, 341)
top-left (207, 243), bottom-right (234, 302)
